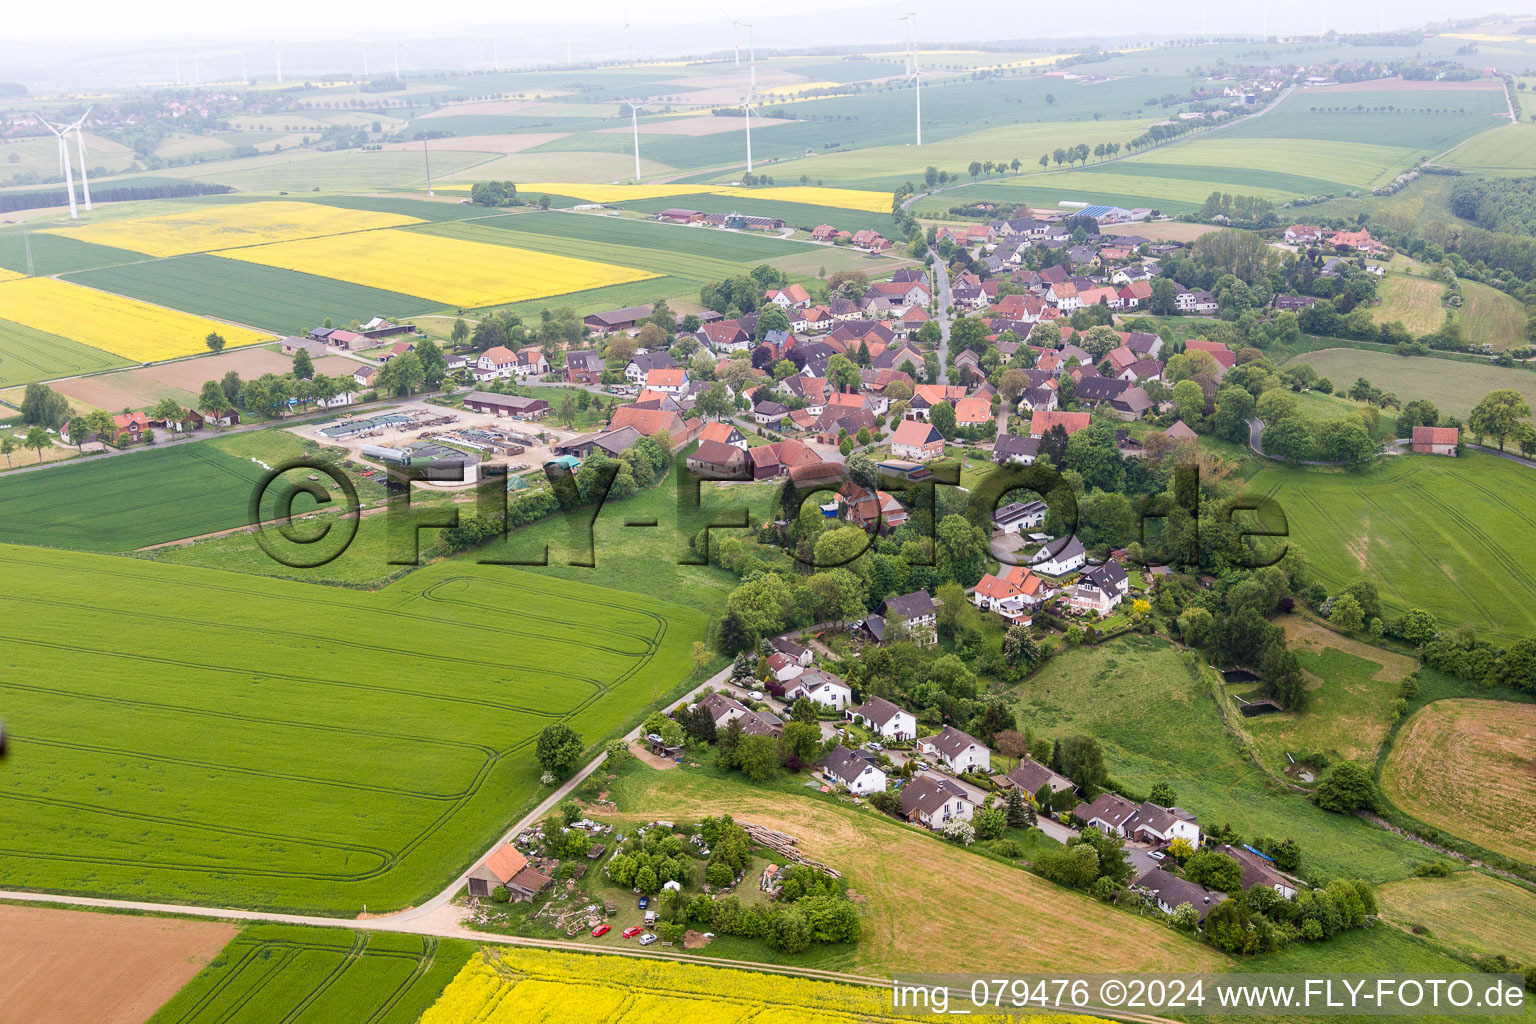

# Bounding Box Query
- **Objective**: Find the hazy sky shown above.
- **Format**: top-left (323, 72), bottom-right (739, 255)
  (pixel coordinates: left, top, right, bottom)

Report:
top-left (5, 0), bottom-right (1497, 48)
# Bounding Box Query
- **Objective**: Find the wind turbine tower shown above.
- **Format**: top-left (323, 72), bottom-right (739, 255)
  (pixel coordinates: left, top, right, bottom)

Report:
top-left (622, 100), bottom-right (642, 180)
top-left (37, 114), bottom-right (79, 220)
top-left (72, 109), bottom-right (94, 212)
top-left (899, 13), bottom-right (922, 146)
top-left (274, 41), bottom-right (283, 83)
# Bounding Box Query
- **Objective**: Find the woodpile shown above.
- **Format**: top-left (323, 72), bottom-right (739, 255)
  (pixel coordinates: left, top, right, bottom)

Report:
top-left (741, 822), bottom-right (841, 878)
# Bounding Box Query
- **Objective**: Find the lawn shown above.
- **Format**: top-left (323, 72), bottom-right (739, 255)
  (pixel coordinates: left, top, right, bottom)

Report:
top-left (1282, 347), bottom-right (1536, 421)
top-left (0, 544), bottom-right (709, 913)
top-left (64, 254), bottom-right (440, 337)
top-left (603, 763), bottom-right (1225, 975)
top-left (1376, 873), bottom-right (1536, 963)
top-left (147, 925), bottom-right (477, 1024)
top-left (1381, 698), bottom-right (1536, 864)
top-left (1010, 636), bottom-right (1443, 882)
top-left (1237, 616), bottom-right (1418, 776)
top-left (1246, 453), bottom-right (1536, 641)
top-left (0, 315), bottom-right (131, 389)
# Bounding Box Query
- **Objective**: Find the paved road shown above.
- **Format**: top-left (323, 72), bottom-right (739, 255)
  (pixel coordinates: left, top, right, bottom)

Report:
top-left (930, 255), bottom-right (952, 385)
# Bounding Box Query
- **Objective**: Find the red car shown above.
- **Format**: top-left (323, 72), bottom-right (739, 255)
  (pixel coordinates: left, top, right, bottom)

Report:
top-left (622, 926), bottom-right (643, 938)
top-left (591, 924), bottom-right (610, 937)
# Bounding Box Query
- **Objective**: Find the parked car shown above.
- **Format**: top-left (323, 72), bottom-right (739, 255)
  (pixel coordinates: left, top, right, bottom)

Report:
top-left (867, 741), bottom-right (883, 751)
top-left (1148, 851), bottom-right (1166, 861)
top-left (622, 926), bottom-right (643, 938)
top-left (638, 895), bottom-right (649, 909)
top-left (639, 933), bottom-right (658, 946)
top-left (591, 924), bottom-right (610, 937)
top-left (748, 691), bottom-right (763, 702)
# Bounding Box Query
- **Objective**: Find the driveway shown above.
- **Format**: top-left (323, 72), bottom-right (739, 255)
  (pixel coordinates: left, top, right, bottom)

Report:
top-left (930, 256), bottom-right (952, 385)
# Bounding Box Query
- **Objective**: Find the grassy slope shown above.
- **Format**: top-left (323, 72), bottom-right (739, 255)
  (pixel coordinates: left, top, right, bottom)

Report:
top-left (1011, 636), bottom-right (1441, 882)
top-left (1246, 453), bottom-right (1536, 641)
top-left (0, 544), bottom-right (708, 913)
top-left (1284, 348), bottom-right (1536, 421)
top-left (603, 762), bottom-right (1227, 975)
top-left (1376, 873), bottom-right (1536, 963)
top-left (1380, 698), bottom-right (1536, 864)
top-left (1374, 268), bottom-right (1447, 336)
top-left (146, 925), bottom-right (477, 1024)
top-left (1438, 120), bottom-right (1536, 175)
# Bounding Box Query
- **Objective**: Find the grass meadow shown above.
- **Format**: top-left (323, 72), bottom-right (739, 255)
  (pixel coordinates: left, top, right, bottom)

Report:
top-left (1381, 698), bottom-right (1536, 864)
top-left (146, 925), bottom-right (477, 1024)
top-left (1247, 453), bottom-right (1536, 641)
top-left (1282, 347), bottom-right (1536, 421)
top-left (1010, 636), bottom-right (1443, 882)
top-left (1376, 873), bottom-right (1536, 963)
top-left (1437, 121), bottom-right (1536, 175)
top-left (0, 543), bottom-right (709, 913)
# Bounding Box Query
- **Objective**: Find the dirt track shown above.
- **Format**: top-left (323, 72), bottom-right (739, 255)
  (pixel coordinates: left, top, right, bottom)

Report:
top-left (0, 904), bottom-right (235, 1024)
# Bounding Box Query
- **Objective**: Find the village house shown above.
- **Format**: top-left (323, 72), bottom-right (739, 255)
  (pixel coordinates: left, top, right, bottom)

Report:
top-left (916, 725), bottom-right (991, 774)
top-left (565, 350), bottom-right (604, 384)
top-left (625, 351), bottom-right (678, 383)
top-left (1003, 756), bottom-right (1076, 799)
top-left (992, 499), bottom-right (1047, 535)
top-left (698, 692), bottom-right (751, 729)
top-left (784, 669), bottom-right (852, 711)
top-left (1028, 409), bottom-right (1091, 438)
top-left (1030, 534), bottom-right (1087, 576)
top-left (686, 439), bottom-right (749, 480)
top-left (766, 652), bottom-right (806, 684)
top-left (900, 775), bottom-right (975, 830)
top-left (1131, 801), bottom-right (1202, 847)
top-left (972, 564), bottom-right (1045, 623)
top-left (1133, 867), bottom-right (1227, 921)
top-left (474, 346), bottom-right (519, 381)
top-left (770, 635), bottom-right (814, 667)
top-left (889, 419), bottom-right (945, 461)
top-left (845, 695), bottom-right (917, 741)
top-left (822, 745), bottom-right (887, 795)
top-left (1219, 844), bottom-right (1297, 899)
top-left (1068, 560), bottom-right (1129, 615)
top-left (645, 368), bottom-right (689, 394)
top-left (1073, 791), bottom-right (1141, 836)
top-left (992, 433), bottom-right (1041, 466)
top-left (879, 590), bottom-right (938, 636)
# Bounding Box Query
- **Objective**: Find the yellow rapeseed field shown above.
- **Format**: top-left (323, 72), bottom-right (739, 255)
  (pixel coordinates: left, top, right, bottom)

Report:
top-left (418, 949), bottom-right (1118, 1024)
top-left (0, 267), bottom-right (26, 283)
top-left (0, 277), bottom-right (269, 360)
top-left (214, 228), bottom-right (659, 308)
top-left (509, 182), bottom-right (895, 214)
top-left (42, 200), bottom-right (423, 258)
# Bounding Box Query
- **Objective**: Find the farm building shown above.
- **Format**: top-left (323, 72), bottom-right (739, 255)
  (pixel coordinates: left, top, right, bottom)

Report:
top-left (583, 305), bottom-right (652, 333)
top-left (467, 844), bottom-right (554, 901)
top-left (463, 392), bottom-right (549, 419)
top-left (1411, 426), bottom-right (1458, 456)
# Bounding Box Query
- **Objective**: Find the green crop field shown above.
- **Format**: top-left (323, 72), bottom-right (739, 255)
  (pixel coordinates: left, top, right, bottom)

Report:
top-left (1439, 121), bottom-right (1536, 174)
top-left (0, 231), bottom-right (144, 277)
top-left (620, 194), bottom-right (899, 236)
top-left (462, 209), bottom-right (807, 260)
top-left (0, 315), bottom-right (130, 389)
top-left (1010, 636), bottom-right (1442, 882)
top-left (1284, 348), bottom-right (1536, 420)
top-left (1248, 453), bottom-right (1536, 641)
top-left (63, 254), bottom-right (441, 336)
top-left (0, 544), bottom-right (708, 912)
top-left (0, 429), bottom-right (358, 553)
top-left (147, 925), bottom-right (476, 1024)
top-left (1219, 87), bottom-right (1508, 151)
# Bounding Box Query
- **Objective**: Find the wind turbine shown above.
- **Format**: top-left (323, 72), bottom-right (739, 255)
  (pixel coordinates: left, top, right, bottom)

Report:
top-left (37, 113), bottom-right (79, 220)
top-left (273, 40), bottom-right (283, 84)
top-left (622, 12), bottom-right (634, 67)
top-left (363, 42), bottom-right (369, 78)
top-left (898, 13), bottom-right (922, 146)
top-left (394, 41), bottom-right (405, 78)
top-left (621, 99), bottom-right (643, 180)
top-left (71, 108), bottom-right (94, 212)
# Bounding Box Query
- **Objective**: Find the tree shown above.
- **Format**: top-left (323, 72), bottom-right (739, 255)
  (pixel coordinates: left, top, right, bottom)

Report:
top-left (936, 514), bottom-right (988, 587)
top-left (24, 425), bottom-right (51, 463)
top-left (1316, 760), bottom-right (1373, 814)
top-left (1185, 849), bottom-right (1244, 892)
top-left (150, 397), bottom-right (187, 438)
top-left (735, 734), bottom-right (779, 781)
top-left (974, 805), bottom-right (1007, 840)
top-left (929, 400), bottom-right (956, 439)
top-left (1005, 787), bottom-right (1029, 828)
top-left (19, 383), bottom-right (70, 430)
top-left (199, 380), bottom-right (228, 423)
top-left (0, 437), bottom-right (15, 468)
top-left (450, 318), bottom-right (470, 348)
top-left (1057, 734), bottom-right (1107, 791)
top-left (291, 347), bottom-right (316, 380)
top-left (1328, 592), bottom-right (1365, 632)
top-left (779, 721), bottom-right (822, 767)
top-left (1149, 782), bottom-right (1177, 807)
top-left (942, 819), bottom-right (976, 846)
top-left (1173, 379), bottom-right (1205, 424)
top-left (205, 332), bottom-right (226, 353)
top-left (1468, 389), bottom-right (1532, 451)
top-left (534, 722), bottom-right (584, 780)
top-left (416, 339), bottom-right (448, 387)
